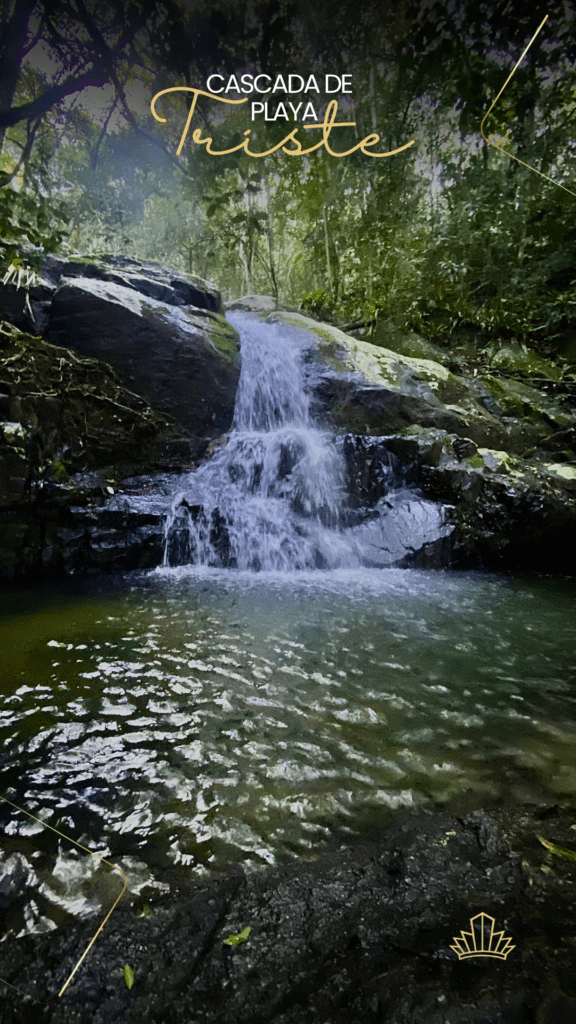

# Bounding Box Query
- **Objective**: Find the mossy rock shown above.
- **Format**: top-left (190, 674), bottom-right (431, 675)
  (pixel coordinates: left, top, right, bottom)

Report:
top-left (369, 319), bottom-right (451, 366)
top-left (543, 463), bottom-right (576, 491)
top-left (488, 344), bottom-right (562, 382)
top-left (49, 460), bottom-right (68, 483)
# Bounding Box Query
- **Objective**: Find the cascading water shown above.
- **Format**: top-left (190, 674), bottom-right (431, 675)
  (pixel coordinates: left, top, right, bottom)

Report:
top-left (163, 312), bottom-right (363, 571)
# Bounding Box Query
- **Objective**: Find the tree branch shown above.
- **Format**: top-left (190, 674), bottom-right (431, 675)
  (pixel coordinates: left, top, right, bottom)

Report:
top-left (0, 64), bottom-right (108, 127)
top-left (90, 94), bottom-right (118, 168)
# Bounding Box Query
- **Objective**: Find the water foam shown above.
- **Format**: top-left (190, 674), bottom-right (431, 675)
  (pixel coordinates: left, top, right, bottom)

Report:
top-left (163, 313), bottom-right (362, 571)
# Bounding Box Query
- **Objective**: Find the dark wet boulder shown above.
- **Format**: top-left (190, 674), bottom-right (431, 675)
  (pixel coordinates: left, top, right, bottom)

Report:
top-left (345, 491), bottom-right (455, 568)
top-left (47, 272), bottom-right (239, 438)
top-left (0, 253), bottom-right (224, 335)
top-left (0, 252), bottom-right (238, 441)
top-left (0, 322), bottom-right (196, 580)
top-left (0, 806), bottom-right (575, 1023)
top-left (263, 310), bottom-right (519, 449)
top-left (340, 428), bottom-right (576, 571)
top-left (57, 254), bottom-right (223, 313)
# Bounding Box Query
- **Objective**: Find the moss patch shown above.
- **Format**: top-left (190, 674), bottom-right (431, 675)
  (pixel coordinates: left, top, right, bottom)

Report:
top-left (481, 374), bottom-right (571, 427)
top-left (206, 316), bottom-right (240, 363)
top-left (272, 310), bottom-right (452, 389)
top-left (489, 343), bottom-right (562, 381)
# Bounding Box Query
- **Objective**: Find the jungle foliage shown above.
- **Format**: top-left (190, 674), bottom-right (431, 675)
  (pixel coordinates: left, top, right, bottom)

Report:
top-left (1, 1), bottom-right (576, 359)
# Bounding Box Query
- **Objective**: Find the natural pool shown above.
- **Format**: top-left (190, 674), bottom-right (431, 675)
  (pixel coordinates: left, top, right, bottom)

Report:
top-left (0, 566), bottom-right (574, 936)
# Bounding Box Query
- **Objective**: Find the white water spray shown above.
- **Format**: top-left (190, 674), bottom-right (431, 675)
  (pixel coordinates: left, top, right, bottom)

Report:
top-left (163, 313), bottom-right (362, 571)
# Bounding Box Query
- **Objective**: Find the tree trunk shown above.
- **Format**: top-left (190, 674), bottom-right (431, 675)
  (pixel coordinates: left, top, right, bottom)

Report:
top-left (265, 182), bottom-right (278, 303)
top-left (0, 2), bottom-right (35, 155)
top-left (323, 205), bottom-right (334, 300)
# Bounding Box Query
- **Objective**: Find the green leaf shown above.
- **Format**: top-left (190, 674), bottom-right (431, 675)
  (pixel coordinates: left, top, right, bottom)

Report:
top-left (223, 925), bottom-right (251, 946)
top-left (122, 964), bottom-right (135, 989)
top-left (538, 836), bottom-right (576, 862)
top-left (136, 904), bottom-right (152, 918)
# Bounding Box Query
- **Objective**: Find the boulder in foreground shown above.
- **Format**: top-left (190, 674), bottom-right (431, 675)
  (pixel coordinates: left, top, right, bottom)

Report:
top-left (0, 806), bottom-right (575, 1023)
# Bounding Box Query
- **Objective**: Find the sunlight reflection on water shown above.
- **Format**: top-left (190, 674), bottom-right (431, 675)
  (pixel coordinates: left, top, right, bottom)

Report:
top-left (0, 566), bottom-right (575, 933)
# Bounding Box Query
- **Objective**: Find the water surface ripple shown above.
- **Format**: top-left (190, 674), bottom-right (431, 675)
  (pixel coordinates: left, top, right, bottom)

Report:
top-left (1, 567), bottom-right (575, 923)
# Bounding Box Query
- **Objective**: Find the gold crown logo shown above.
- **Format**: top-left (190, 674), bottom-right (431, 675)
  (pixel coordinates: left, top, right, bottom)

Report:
top-left (451, 913), bottom-right (515, 961)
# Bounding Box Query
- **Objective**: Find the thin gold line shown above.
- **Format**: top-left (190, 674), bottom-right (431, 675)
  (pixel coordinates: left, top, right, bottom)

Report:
top-left (0, 975), bottom-right (49, 1005)
top-left (480, 13), bottom-right (576, 198)
top-left (487, 914), bottom-right (495, 953)
top-left (0, 795), bottom-right (127, 1001)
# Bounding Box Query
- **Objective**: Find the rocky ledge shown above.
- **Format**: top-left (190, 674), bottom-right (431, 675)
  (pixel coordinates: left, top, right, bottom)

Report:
top-left (2, 277), bottom-right (576, 579)
top-left (230, 304), bottom-right (576, 573)
top-left (0, 805), bottom-right (575, 1023)
top-left (0, 256), bottom-right (240, 580)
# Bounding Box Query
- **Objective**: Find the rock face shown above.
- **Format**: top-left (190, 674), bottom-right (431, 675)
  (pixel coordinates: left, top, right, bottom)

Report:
top-left (0, 806), bottom-right (575, 1023)
top-left (0, 253), bottom-right (223, 332)
top-left (265, 309), bottom-right (575, 456)
top-left (0, 259), bottom-right (235, 582)
top-left (228, 301), bottom-right (576, 572)
top-left (46, 256), bottom-right (240, 437)
top-left (2, 281), bottom-right (575, 578)
top-left (340, 429), bottom-right (576, 572)
top-left (0, 322), bottom-right (195, 579)
top-left (0, 253), bottom-right (240, 440)
top-left (345, 492), bottom-right (454, 568)
top-left (225, 294), bottom-right (299, 313)
top-left (0, 257), bottom-right (242, 580)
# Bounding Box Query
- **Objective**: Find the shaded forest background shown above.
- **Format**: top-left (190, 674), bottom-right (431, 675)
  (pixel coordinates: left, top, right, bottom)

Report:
top-left (1, 0), bottom-right (576, 362)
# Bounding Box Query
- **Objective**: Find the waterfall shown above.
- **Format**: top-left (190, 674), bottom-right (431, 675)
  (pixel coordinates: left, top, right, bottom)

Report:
top-left (163, 312), bottom-right (362, 571)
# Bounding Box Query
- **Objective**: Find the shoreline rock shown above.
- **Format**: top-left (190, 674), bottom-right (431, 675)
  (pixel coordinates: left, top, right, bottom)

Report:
top-left (0, 804), bottom-right (575, 1023)
top-left (0, 258), bottom-right (241, 581)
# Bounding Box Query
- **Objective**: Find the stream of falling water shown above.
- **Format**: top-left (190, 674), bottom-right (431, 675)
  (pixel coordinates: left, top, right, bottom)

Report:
top-left (163, 313), bottom-right (363, 571)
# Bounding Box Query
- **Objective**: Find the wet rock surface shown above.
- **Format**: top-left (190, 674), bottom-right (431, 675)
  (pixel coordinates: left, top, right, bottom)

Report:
top-left (0, 806), bottom-right (575, 1023)
top-left (229, 301), bottom-right (576, 573)
top-left (0, 253), bottom-right (239, 442)
top-left (252, 306), bottom-right (575, 458)
top-left (2, 285), bottom-right (576, 578)
top-left (0, 254), bottom-right (223, 335)
top-left (0, 321), bottom-right (194, 580)
top-left (345, 492), bottom-right (455, 568)
top-left (340, 429), bottom-right (576, 572)
top-left (267, 310), bottom-right (520, 450)
top-left (0, 258), bottom-right (240, 580)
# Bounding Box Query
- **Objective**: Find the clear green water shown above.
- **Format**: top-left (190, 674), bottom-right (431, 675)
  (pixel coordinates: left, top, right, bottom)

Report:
top-left (0, 566), bottom-right (575, 933)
